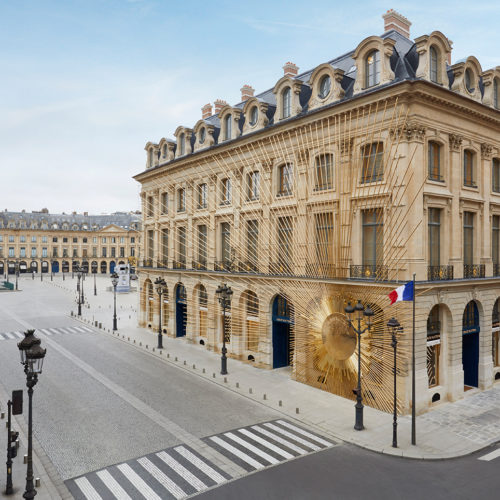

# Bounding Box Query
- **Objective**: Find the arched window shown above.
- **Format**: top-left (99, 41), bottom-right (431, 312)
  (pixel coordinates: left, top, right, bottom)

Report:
top-left (179, 133), bottom-right (185, 156)
top-left (199, 127), bottom-right (206, 144)
top-left (361, 142), bottom-right (383, 183)
top-left (314, 154), bottom-right (334, 190)
top-left (148, 148), bottom-right (153, 168)
top-left (162, 144), bottom-right (168, 158)
top-left (463, 150), bottom-right (475, 187)
top-left (465, 68), bottom-right (474, 93)
top-left (494, 79), bottom-right (499, 110)
top-left (277, 163), bottom-right (293, 196)
top-left (282, 87), bottom-right (291, 118)
top-left (318, 75), bottom-right (331, 99)
top-left (198, 285), bottom-right (208, 338)
top-left (429, 46), bottom-right (439, 83)
top-left (365, 50), bottom-right (380, 88)
top-left (224, 114), bottom-right (232, 140)
top-left (427, 305), bottom-right (441, 387)
top-left (249, 106), bottom-right (258, 126)
top-left (428, 141), bottom-right (442, 181)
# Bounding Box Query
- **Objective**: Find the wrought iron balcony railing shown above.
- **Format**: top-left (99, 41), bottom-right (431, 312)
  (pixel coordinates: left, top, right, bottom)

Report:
top-left (269, 262), bottom-right (293, 275)
top-left (349, 265), bottom-right (388, 280)
top-left (173, 260), bottom-right (186, 269)
top-left (305, 262), bottom-right (337, 278)
top-left (141, 259), bottom-right (153, 268)
top-left (427, 265), bottom-right (454, 281)
top-left (214, 261), bottom-right (233, 272)
top-left (463, 264), bottom-right (485, 279)
top-left (494, 264), bottom-right (500, 277)
top-left (237, 261), bottom-right (259, 273)
top-left (192, 260), bottom-right (207, 270)
top-left (157, 259), bottom-right (169, 269)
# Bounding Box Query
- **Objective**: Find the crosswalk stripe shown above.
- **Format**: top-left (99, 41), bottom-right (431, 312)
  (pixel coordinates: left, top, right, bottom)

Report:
top-left (96, 470), bottom-right (132, 499)
top-left (73, 326), bottom-right (88, 333)
top-left (224, 432), bottom-right (279, 465)
top-left (156, 451), bottom-right (207, 491)
top-left (137, 457), bottom-right (186, 499)
top-left (238, 429), bottom-right (294, 459)
top-left (12, 331), bottom-right (24, 338)
top-left (210, 436), bottom-right (264, 470)
top-left (173, 446), bottom-right (226, 485)
top-left (39, 328), bottom-right (53, 336)
top-left (276, 420), bottom-right (333, 447)
top-left (117, 463), bottom-right (162, 500)
top-left (74, 477), bottom-right (103, 500)
top-left (263, 423), bottom-right (320, 451)
top-left (4, 332), bottom-right (15, 339)
top-left (250, 425), bottom-right (308, 454)
top-left (49, 328), bottom-right (60, 335)
top-left (81, 326), bottom-right (93, 332)
top-left (478, 448), bottom-right (500, 461)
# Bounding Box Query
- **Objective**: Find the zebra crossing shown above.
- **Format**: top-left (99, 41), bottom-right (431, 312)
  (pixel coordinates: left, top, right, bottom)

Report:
top-left (66, 419), bottom-right (336, 499)
top-left (478, 447), bottom-right (500, 461)
top-left (0, 325), bottom-right (94, 341)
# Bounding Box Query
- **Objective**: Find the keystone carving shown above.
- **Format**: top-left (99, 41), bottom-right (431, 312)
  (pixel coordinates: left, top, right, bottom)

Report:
top-left (390, 122), bottom-right (426, 142)
top-left (449, 133), bottom-right (463, 152)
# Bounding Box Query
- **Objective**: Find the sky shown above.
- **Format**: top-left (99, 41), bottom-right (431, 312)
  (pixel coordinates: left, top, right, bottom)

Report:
top-left (1, 0), bottom-right (500, 215)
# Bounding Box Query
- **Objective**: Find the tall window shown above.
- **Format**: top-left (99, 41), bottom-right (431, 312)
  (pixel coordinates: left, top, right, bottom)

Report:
top-left (198, 183), bottom-right (207, 208)
top-left (493, 299), bottom-right (500, 366)
top-left (361, 143), bottom-right (383, 183)
top-left (31, 247), bottom-right (36, 257)
top-left (463, 211), bottom-right (474, 265)
top-left (177, 188), bottom-right (186, 212)
top-left (246, 220), bottom-right (258, 269)
top-left (111, 247), bottom-right (116, 258)
top-left (282, 87), bottom-right (291, 118)
top-left (493, 215), bottom-right (499, 273)
top-left (494, 79), bottom-right (499, 110)
top-left (429, 46), bottom-right (438, 83)
top-left (147, 196), bottom-right (154, 217)
top-left (147, 230), bottom-right (154, 260)
top-left (221, 222), bottom-right (231, 263)
top-left (177, 226), bottom-right (186, 264)
top-left (278, 163), bottom-right (293, 196)
top-left (365, 50), bottom-right (380, 88)
top-left (315, 213), bottom-right (334, 267)
top-left (277, 217), bottom-right (293, 268)
top-left (42, 247), bottom-right (47, 257)
top-left (428, 208), bottom-right (441, 267)
top-left (20, 247), bottom-right (26, 258)
top-left (246, 291), bottom-right (259, 350)
top-left (247, 171), bottom-right (260, 201)
top-left (220, 178), bottom-right (231, 205)
top-left (224, 114), bottom-right (232, 140)
top-left (179, 133), bottom-right (185, 155)
top-left (492, 158), bottom-right (500, 193)
top-left (315, 154), bottom-right (333, 190)
top-left (161, 192), bottom-right (168, 214)
top-left (161, 229), bottom-right (168, 263)
top-left (463, 150), bottom-right (475, 187)
top-left (428, 142), bottom-right (442, 181)
top-left (427, 305), bottom-right (441, 387)
top-left (197, 225), bottom-right (207, 265)
top-left (362, 210), bottom-right (383, 268)
top-left (199, 285), bottom-right (208, 337)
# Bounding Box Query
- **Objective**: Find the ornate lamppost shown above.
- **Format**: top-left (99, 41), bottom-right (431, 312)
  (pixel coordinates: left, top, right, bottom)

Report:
top-left (76, 266), bottom-right (82, 316)
top-left (216, 283), bottom-right (233, 375)
top-left (15, 259), bottom-right (19, 291)
top-left (50, 260), bottom-right (53, 281)
top-left (111, 272), bottom-right (118, 331)
top-left (154, 277), bottom-right (167, 349)
top-left (40, 260), bottom-right (43, 282)
top-left (344, 299), bottom-right (373, 431)
top-left (93, 267), bottom-right (97, 296)
top-left (387, 317), bottom-right (400, 448)
top-left (17, 330), bottom-right (46, 500)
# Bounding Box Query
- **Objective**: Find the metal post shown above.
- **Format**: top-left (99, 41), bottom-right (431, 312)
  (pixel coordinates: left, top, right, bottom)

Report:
top-left (157, 289), bottom-right (163, 349)
top-left (15, 272), bottom-right (18, 291)
top-left (77, 275), bottom-right (82, 317)
top-left (354, 319), bottom-right (364, 431)
top-left (221, 300), bottom-right (228, 375)
top-left (32, 270), bottom-right (34, 280)
top-left (113, 284), bottom-right (117, 331)
top-left (392, 329), bottom-right (398, 448)
top-left (81, 275), bottom-right (84, 306)
top-left (94, 272), bottom-right (97, 296)
top-left (5, 400), bottom-right (13, 495)
top-left (411, 273), bottom-right (416, 445)
top-left (23, 374), bottom-right (37, 500)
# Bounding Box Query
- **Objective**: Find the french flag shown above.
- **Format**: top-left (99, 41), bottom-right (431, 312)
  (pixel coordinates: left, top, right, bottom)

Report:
top-left (388, 281), bottom-right (414, 305)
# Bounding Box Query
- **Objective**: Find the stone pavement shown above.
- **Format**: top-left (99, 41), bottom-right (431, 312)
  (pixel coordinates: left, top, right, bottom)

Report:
top-left (48, 276), bottom-right (500, 460)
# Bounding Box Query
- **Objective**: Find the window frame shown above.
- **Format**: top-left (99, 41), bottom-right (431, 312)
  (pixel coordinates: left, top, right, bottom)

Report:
top-left (277, 163), bottom-right (293, 196)
top-left (429, 46), bottom-right (439, 83)
top-left (361, 142), bottom-right (384, 183)
top-left (428, 141), bottom-right (443, 182)
top-left (463, 149), bottom-right (476, 188)
top-left (282, 87), bottom-right (291, 119)
top-left (365, 50), bottom-right (381, 88)
top-left (314, 154), bottom-right (334, 191)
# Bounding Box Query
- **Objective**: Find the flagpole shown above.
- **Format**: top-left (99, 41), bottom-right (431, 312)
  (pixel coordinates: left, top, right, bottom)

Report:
top-left (411, 272), bottom-right (416, 445)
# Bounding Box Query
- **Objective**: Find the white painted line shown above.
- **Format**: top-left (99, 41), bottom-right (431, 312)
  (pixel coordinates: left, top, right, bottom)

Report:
top-left (3, 332), bottom-right (15, 339)
top-left (81, 326), bottom-right (94, 332)
top-left (238, 429), bottom-right (294, 459)
top-left (263, 423), bottom-right (320, 451)
top-left (117, 463), bottom-right (162, 500)
top-left (478, 448), bottom-right (500, 461)
top-left (224, 432), bottom-right (279, 465)
top-left (48, 328), bottom-right (61, 335)
top-left (137, 457), bottom-right (186, 499)
top-left (65, 326), bottom-right (80, 333)
top-left (74, 477), bottom-right (103, 500)
top-left (96, 470), bottom-right (132, 499)
top-left (210, 436), bottom-right (264, 470)
top-left (58, 327), bottom-right (74, 334)
top-left (11, 331), bottom-right (24, 338)
top-left (250, 425), bottom-right (308, 455)
top-left (174, 446), bottom-right (226, 485)
top-left (156, 451), bottom-right (206, 491)
top-left (276, 420), bottom-right (333, 447)
top-left (39, 328), bottom-right (53, 336)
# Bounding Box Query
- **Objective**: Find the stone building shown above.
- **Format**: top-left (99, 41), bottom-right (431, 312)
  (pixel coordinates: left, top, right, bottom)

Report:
top-left (134, 10), bottom-right (500, 414)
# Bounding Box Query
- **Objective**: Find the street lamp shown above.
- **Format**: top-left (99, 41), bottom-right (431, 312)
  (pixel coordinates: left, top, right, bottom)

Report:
top-left (17, 330), bottom-right (46, 500)
top-left (344, 299), bottom-right (373, 431)
top-left (216, 283), bottom-right (233, 375)
top-left (387, 317), bottom-right (400, 448)
top-left (154, 277), bottom-right (167, 349)
top-left (111, 272), bottom-right (118, 331)
top-left (50, 260), bottom-right (53, 281)
top-left (15, 259), bottom-right (19, 291)
top-left (76, 266), bottom-right (83, 316)
top-left (93, 267), bottom-right (97, 296)
top-left (40, 260), bottom-right (43, 282)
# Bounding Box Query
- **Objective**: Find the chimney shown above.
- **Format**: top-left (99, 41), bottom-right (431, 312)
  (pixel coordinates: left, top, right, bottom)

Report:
top-left (283, 62), bottom-right (299, 78)
top-left (240, 85), bottom-right (255, 102)
top-left (382, 9), bottom-right (411, 38)
top-left (214, 99), bottom-right (228, 115)
top-left (201, 103), bottom-right (212, 119)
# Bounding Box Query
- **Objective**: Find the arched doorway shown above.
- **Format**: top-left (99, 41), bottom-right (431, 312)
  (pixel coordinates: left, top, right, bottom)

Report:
top-left (272, 295), bottom-right (293, 368)
top-left (91, 261), bottom-right (98, 273)
top-left (62, 261), bottom-right (69, 272)
top-left (0, 261), bottom-right (4, 275)
top-left (41, 261), bottom-right (49, 273)
top-left (19, 261), bottom-right (27, 273)
top-left (175, 283), bottom-right (187, 337)
top-left (30, 261), bottom-right (38, 273)
top-left (8, 261), bottom-right (15, 275)
top-left (51, 261), bottom-right (59, 273)
top-left (81, 261), bottom-right (89, 273)
top-left (110, 261), bottom-right (116, 273)
top-left (72, 261), bottom-right (79, 271)
top-left (100, 261), bottom-right (107, 274)
top-left (492, 299), bottom-right (500, 368)
top-left (463, 301), bottom-right (480, 388)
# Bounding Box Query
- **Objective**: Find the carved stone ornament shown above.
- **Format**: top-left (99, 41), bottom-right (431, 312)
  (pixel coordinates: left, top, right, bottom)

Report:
top-left (472, 287), bottom-right (478, 301)
top-left (390, 122), bottom-right (426, 142)
top-left (341, 138), bottom-right (354, 155)
top-left (449, 134), bottom-right (463, 152)
top-left (481, 143), bottom-right (493, 160)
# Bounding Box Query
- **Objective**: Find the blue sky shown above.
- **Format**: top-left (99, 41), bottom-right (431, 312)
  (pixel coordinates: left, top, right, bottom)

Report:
top-left (1, 0), bottom-right (499, 214)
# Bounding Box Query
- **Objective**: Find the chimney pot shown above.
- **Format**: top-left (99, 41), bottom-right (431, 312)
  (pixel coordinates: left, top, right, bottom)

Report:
top-left (283, 62), bottom-right (299, 77)
top-left (201, 103), bottom-right (213, 119)
top-left (214, 99), bottom-right (228, 114)
top-left (240, 84), bottom-right (255, 102)
top-left (382, 9), bottom-right (411, 38)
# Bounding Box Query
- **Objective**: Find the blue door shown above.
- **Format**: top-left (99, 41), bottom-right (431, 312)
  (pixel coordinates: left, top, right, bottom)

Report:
top-left (272, 295), bottom-right (292, 368)
top-left (110, 261), bottom-right (116, 273)
top-left (176, 284), bottom-right (187, 337)
top-left (52, 261), bottom-right (59, 273)
top-left (462, 301), bottom-right (480, 388)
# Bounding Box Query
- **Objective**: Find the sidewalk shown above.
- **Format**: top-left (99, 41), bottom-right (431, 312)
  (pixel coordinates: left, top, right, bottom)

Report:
top-left (55, 275), bottom-right (500, 460)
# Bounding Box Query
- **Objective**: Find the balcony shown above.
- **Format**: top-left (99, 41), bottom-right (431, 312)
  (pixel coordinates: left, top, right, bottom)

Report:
top-left (192, 260), bottom-right (207, 270)
top-left (305, 263), bottom-right (337, 278)
top-left (463, 264), bottom-right (485, 279)
top-left (269, 262), bottom-right (293, 275)
top-left (427, 265), bottom-right (453, 281)
top-left (494, 264), bottom-right (500, 277)
top-left (157, 259), bottom-right (169, 269)
top-left (141, 259), bottom-right (153, 268)
top-left (349, 265), bottom-right (388, 280)
top-left (214, 261), bottom-right (233, 272)
top-left (237, 261), bottom-right (259, 273)
top-left (173, 260), bottom-right (186, 270)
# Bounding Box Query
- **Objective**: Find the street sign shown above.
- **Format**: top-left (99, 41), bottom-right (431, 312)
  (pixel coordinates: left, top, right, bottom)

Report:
top-left (12, 390), bottom-right (23, 415)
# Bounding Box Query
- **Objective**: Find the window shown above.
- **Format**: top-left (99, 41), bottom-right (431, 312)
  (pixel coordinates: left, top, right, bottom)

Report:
top-left (102, 237), bottom-right (107, 243)
top-left (199, 127), bottom-right (206, 144)
top-left (20, 235), bottom-right (26, 243)
top-left (277, 217), bottom-right (293, 269)
top-left (278, 163), bottom-right (293, 196)
top-left (179, 133), bottom-right (185, 155)
top-left (9, 235), bottom-right (14, 242)
top-left (148, 148), bottom-right (153, 168)
top-left (52, 247), bottom-right (57, 257)
top-left (247, 171), bottom-right (260, 201)
top-left (315, 154), bottom-right (333, 190)
top-left (493, 159), bottom-right (500, 193)
top-left (427, 305), bottom-right (441, 387)
top-left (428, 208), bottom-right (441, 267)
top-left (130, 247), bottom-right (135, 257)
top-left (42, 236), bottom-right (47, 243)
top-left (246, 220), bottom-right (258, 267)
top-left (177, 188), bottom-right (186, 212)
top-left (365, 50), bottom-right (380, 88)
top-left (249, 106), bottom-right (258, 126)
top-left (362, 210), bottom-right (383, 267)
top-left (220, 178), bottom-right (232, 205)
top-left (147, 195), bottom-right (154, 217)
top-left (463, 150), bottom-right (476, 187)
top-left (465, 68), bottom-right (474, 93)
top-left (224, 114), bottom-right (232, 140)
top-left (131, 237), bottom-right (135, 244)
top-left (20, 247), bottom-right (26, 258)
top-left (93, 237), bottom-right (97, 244)
top-left (428, 142), bottom-right (442, 181)
top-left (92, 247), bottom-right (97, 257)
top-left (120, 237), bottom-right (124, 243)
top-left (318, 75), bottom-right (331, 98)
top-left (161, 229), bottom-right (168, 262)
top-left (197, 225), bottom-right (207, 265)
top-left (361, 143), bottom-right (383, 183)
top-left (463, 211), bottom-right (474, 265)
top-left (73, 237), bottom-right (78, 243)
top-left (177, 227), bottom-right (186, 263)
top-left (429, 46), bottom-right (438, 83)
top-left (42, 247), bottom-right (47, 257)
top-left (282, 87), bottom-right (291, 118)
top-left (0, 235), bottom-right (2, 242)
top-left (111, 247), bottom-right (116, 258)
top-left (246, 291), bottom-right (259, 350)
top-left (147, 230), bottom-right (154, 260)
top-left (31, 236), bottom-right (36, 242)
top-left (221, 222), bottom-right (231, 263)
top-left (198, 183), bottom-right (207, 208)
top-left (315, 213), bottom-right (334, 266)
top-left (494, 79), bottom-right (499, 110)
top-left (52, 237), bottom-right (57, 243)
top-left (161, 192), bottom-right (168, 214)
top-left (111, 237), bottom-right (116, 244)
top-left (493, 215), bottom-right (499, 271)
top-left (101, 246), bottom-right (107, 258)
top-left (8, 247), bottom-right (14, 257)
top-left (31, 247), bottom-right (36, 257)
top-left (162, 143), bottom-right (168, 158)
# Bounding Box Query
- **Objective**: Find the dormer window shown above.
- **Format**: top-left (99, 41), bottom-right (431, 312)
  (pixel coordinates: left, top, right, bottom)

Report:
top-left (465, 69), bottom-right (474, 93)
top-left (429, 46), bottom-right (438, 83)
top-left (162, 144), bottom-right (168, 158)
top-left (282, 87), bottom-right (291, 118)
top-left (365, 50), bottom-right (380, 88)
top-left (179, 133), bottom-right (185, 155)
top-left (224, 115), bottom-right (232, 140)
top-left (249, 106), bottom-right (258, 126)
top-left (318, 75), bottom-right (331, 99)
top-left (148, 148), bottom-right (153, 168)
top-left (494, 79), bottom-right (499, 110)
top-left (199, 127), bottom-right (206, 144)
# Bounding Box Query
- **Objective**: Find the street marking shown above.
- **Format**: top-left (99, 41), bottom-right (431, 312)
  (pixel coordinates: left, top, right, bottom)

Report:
top-left (117, 463), bottom-right (162, 500)
top-left (174, 446), bottom-right (226, 485)
top-left (137, 457), bottom-right (186, 499)
top-left (238, 429), bottom-right (294, 459)
top-left (250, 425), bottom-right (308, 454)
top-left (156, 450), bottom-right (207, 491)
top-left (224, 432), bottom-right (279, 465)
top-left (74, 477), bottom-right (103, 500)
top-left (276, 420), bottom-right (333, 446)
top-left (478, 448), bottom-right (500, 461)
top-left (96, 470), bottom-right (132, 499)
top-left (210, 436), bottom-right (264, 470)
top-left (39, 328), bottom-right (53, 336)
top-left (3, 332), bottom-right (15, 339)
top-left (263, 423), bottom-right (321, 451)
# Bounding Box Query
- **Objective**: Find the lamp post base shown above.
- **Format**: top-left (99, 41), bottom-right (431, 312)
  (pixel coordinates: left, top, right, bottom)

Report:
top-left (220, 347), bottom-right (228, 375)
top-left (354, 401), bottom-right (364, 431)
top-left (158, 333), bottom-right (163, 349)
